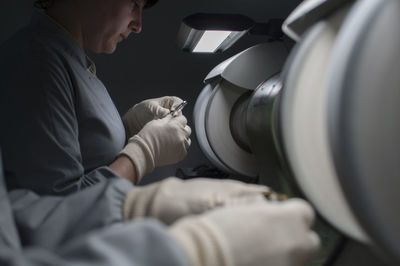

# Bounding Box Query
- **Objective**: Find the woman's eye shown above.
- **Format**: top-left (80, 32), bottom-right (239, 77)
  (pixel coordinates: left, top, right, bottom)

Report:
top-left (132, 0), bottom-right (139, 10)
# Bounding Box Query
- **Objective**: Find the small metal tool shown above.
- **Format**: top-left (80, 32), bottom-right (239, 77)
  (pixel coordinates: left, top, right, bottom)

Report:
top-left (170, 100), bottom-right (188, 116)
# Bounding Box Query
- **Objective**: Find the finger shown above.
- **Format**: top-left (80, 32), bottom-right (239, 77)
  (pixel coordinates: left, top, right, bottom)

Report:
top-left (172, 114), bottom-right (187, 126)
top-left (227, 193), bottom-right (268, 206)
top-left (242, 183), bottom-right (271, 194)
top-left (184, 138), bottom-right (191, 149)
top-left (162, 96), bottom-right (183, 108)
top-left (155, 106), bottom-right (170, 118)
top-left (171, 96), bottom-right (183, 106)
top-left (171, 110), bottom-right (183, 117)
top-left (284, 199), bottom-right (316, 228)
top-left (218, 179), bottom-right (271, 195)
top-left (184, 125), bottom-right (192, 137)
top-left (293, 231), bottom-right (321, 266)
top-left (146, 100), bottom-right (168, 117)
top-left (307, 231), bottom-right (321, 253)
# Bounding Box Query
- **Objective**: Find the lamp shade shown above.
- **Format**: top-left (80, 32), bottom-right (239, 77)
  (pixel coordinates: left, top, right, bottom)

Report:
top-left (177, 13), bottom-right (255, 53)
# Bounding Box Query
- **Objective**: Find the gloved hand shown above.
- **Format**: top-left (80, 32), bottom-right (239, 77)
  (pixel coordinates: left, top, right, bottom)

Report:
top-left (168, 199), bottom-right (320, 266)
top-left (123, 96), bottom-right (184, 138)
top-left (123, 177), bottom-right (270, 225)
top-left (120, 115), bottom-right (191, 182)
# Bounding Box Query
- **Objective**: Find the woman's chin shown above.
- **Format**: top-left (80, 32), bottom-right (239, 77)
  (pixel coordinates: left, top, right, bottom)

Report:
top-left (90, 42), bottom-right (117, 55)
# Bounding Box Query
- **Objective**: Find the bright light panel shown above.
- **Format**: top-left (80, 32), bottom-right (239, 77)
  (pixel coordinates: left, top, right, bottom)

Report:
top-left (193, 30), bottom-right (232, 53)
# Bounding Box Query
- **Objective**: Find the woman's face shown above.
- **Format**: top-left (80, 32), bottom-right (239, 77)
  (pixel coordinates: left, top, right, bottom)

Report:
top-left (82, 0), bottom-right (145, 54)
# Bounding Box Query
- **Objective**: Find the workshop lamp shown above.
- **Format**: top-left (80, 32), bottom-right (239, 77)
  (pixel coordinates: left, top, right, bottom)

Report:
top-left (177, 13), bottom-right (284, 53)
top-left (177, 13), bottom-right (255, 53)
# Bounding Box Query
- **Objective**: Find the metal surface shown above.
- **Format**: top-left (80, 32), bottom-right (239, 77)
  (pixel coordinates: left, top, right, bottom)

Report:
top-left (282, 0), bottom-right (353, 41)
top-left (229, 90), bottom-right (252, 153)
top-left (170, 100), bottom-right (187, 116)
top-left (280, 3), bottom-right (369, 243)
top-left (193, 83), bottom-right (232, 174)
top-left (194, 42), bottom-right (289, 180)
top-left (246, 74), bottom-right (286, 189)
top-left (326, 0), bottom-right (400, 262)
top-left (205, 79), bottom-right (259, 179)
top-left (204, 42), bottom-right (288, 90)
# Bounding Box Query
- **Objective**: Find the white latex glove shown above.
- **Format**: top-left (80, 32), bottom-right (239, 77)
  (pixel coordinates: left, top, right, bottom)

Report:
top-left (169, 199), bottom-right (320, 266)
top-left (123, 177), bottom-right (270, 225)
top-left (120, 115), bottom-right (191, 182)
top-left (123, 96), bottom-right (183, 138)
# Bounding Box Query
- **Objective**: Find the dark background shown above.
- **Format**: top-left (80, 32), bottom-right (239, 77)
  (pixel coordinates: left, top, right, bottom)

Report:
top-left (0, 0), bottom-right (301, 183)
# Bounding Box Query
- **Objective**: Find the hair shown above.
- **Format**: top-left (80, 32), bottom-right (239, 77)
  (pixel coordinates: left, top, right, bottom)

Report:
top-left (34, 0), bottom-right (158, 10)
top-left (34, 0), bottom-right (54, 10)
top-left (144, 0), bottom-right (158, 8)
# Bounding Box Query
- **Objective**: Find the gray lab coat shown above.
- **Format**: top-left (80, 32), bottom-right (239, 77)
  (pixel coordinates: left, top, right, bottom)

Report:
top-left (0, 153), bottom-right (188, 266)
top-left (0, 10), bottom-right (126, 195)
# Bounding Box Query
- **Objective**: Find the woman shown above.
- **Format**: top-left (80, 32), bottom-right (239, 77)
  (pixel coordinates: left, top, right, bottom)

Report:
top-left (0, 0), bottom-right (191, 195)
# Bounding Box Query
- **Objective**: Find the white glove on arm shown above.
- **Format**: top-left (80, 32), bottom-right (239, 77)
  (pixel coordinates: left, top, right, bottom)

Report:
top-left (123, 177), bottom-right (270, 224)
top-left (123, 96), bottom-right (183, 138)
top-left (120, 115), bottom-right (191, 182)
top-left (168, 199), bottom-right (320, 266)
